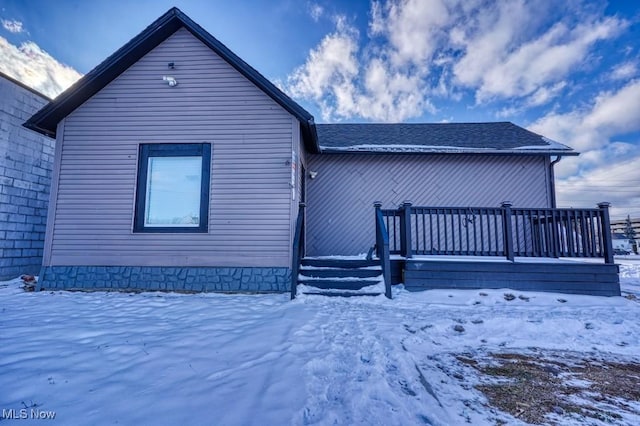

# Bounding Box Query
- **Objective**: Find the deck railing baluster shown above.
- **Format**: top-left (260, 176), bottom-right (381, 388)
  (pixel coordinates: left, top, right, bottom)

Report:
top-left (513, 210), bottom-right (520, 256)
top-left (580, 210), bottom-right (588, 257)
top-left (465, 209), bottom-right (470, 254)
top-left (588, 211), bottom-right (596, 257)
top-left (479, 210), bottom-right (485, 255)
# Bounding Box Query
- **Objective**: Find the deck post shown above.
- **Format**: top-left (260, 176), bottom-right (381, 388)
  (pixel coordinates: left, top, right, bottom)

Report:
top-left (598, 202), bottom-right (614, 264)
top-left (374, 201), bottom-right (392, 299)
top-left (401, 201), bottom-right (413, 259)
top-left (374, 201), bottom-right (382, 258)
top-left (501, 201), bottom-right (515, 261)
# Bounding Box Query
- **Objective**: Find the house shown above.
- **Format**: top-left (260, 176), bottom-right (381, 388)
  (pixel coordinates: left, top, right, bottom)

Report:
top-left (610, 217), bottom-right (638, 254)
top-left (24, 8), bottom-right (619, 297)
top-left (0, 72), bottom-right (53, 279)
top-left (612, 233), bottom-right (633, 254)
top-left (611, 217), bottom-right (640, 237)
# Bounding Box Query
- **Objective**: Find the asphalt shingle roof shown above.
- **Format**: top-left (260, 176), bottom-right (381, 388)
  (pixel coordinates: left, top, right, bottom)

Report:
top-left (316, 122), bottom-right (576, 155)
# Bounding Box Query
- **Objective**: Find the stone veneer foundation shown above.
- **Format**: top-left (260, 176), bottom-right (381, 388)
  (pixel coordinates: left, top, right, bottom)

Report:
top-left (38, 266), bottom-right (291, 293)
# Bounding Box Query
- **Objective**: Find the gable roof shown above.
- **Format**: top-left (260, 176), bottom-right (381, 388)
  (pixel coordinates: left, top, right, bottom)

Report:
top-left (316, 122), bottom-right (577, 155)
top-left (23, 7), bottom-right (320, 153)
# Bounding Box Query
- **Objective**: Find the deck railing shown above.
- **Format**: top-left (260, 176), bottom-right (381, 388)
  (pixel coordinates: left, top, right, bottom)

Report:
top-left (290, 203), bottom-right (306, 300)
top-left (374, 202), bottom-right (392, 299)
top-left (381, 202), bottom-right (614, 264)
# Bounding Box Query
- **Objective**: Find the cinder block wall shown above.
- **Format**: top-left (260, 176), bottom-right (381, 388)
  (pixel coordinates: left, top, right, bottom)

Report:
top-left (0, 74), bottom-right (54, 279)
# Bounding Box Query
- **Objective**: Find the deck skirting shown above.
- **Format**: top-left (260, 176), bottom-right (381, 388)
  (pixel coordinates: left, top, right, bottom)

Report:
top-left (38, 266), bottom-right (291, 293)
top-left (400, 259), bottom-right (620, 296)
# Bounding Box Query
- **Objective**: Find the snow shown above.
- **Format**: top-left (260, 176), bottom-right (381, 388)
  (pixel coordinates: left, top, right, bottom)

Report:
top-left (404, 254), bottom-right (609, 264)
top-left (297, 281), bottom-right (386, 295)
top-left (514, 136), bottom-right (574, 151)
top-left (319, 141), bottom-right (574, 155)
top-left (540, 136), bottom-right (574, 151)
top-left (1, 264), bottom-right (639, 425)
top-left (302, 254), bottom-right (369, 259)
top-left (300, 265), bottom-right (381, 270)
top-left (297, 274), bottom-right (381, 282)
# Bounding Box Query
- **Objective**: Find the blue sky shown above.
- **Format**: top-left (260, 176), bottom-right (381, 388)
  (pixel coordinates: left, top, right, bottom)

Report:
top-left (1, 0), bottom-right (639, 219)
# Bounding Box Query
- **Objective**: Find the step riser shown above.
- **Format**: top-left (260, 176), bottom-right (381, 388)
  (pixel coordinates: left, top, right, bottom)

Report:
top-left (301, 292), bottom-right (381, 297)
top-left (298, 280), bottom-right (380, 290)
top-left (301, 259), bottom-right (379, 268)
top-left (299, 269), bottom-right (381, 278)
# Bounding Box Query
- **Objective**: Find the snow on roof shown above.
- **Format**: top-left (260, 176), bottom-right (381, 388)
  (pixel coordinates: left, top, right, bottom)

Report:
top-left (317, 122), bottom-right (577, 155)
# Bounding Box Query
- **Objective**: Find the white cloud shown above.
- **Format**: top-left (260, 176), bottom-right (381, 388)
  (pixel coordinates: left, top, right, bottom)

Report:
top-left (286, 12), bottom-right (433, 122)
top-left (371, 0), bottom-right (451, 68)
top-left (1, 18), bottom-right (24, 34)
top-left (584, 81), bottom-right (640, 134)
top-left (453, 6), bottom-right (625, 103)
top-left (530, 80), bottom-right (640, 216)
top-left (285, 16), bottom-right (359, 120)
top-left (308, 3), bottom-right (323, 22)
top-left (495, 105), bottom-right (523, 119)
top-left (0, 36), bottom-right (82, 99)
top-left (288, 1), bottom-right (452, 122)
top-left (609, 61), bottom-right (637, 80)
top-left (287, 0), bottom-right (627, 121)
top-left (526, 82), bottom-right (567, 107)
top-left (556, 153), bottom-right (640, 219)
top-left (530, 80), bottom-right (640, 155)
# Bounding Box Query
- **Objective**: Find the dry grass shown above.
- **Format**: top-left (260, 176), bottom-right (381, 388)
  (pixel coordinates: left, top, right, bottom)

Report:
top-left (456, 351), bottom-right (640, 424)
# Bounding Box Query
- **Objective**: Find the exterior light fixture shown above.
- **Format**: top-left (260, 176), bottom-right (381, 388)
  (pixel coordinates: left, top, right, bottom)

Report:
top-left (162, 76), bottom-right (178, 87)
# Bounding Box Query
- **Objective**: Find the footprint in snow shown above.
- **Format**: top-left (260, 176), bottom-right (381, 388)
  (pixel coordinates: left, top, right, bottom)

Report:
top-left (404, 324), bottom-right (417, 334)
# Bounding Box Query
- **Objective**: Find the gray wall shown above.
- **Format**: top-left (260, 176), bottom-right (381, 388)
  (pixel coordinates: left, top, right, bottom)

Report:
top-left (45, 28), bottom-right (300, 269)
top-left (0, 74), bottom-right (53, 279)
top-left (306, 153), bottom-right (552, 255)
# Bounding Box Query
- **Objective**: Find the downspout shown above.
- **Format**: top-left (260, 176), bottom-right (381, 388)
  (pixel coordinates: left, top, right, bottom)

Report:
top-left (549, 156), bottom-right (562, 208)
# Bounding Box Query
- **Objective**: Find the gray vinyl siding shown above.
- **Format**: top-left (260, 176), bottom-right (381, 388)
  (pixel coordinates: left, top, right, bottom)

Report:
top-left (306, 153), bottom-right (552, 255)
top-left (297, 127), bottom-right (307, 203)
top-left (290, 118), bottom-right (302, 246)
top-left (46, 28), bottom-right (296, 268)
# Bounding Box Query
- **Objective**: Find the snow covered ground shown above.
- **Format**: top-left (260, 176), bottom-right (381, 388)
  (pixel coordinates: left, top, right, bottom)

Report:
top-left (1, 259), bottom-right (639, 425)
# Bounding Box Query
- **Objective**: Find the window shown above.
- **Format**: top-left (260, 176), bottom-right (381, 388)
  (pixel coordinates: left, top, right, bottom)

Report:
top-left (134, 143), bottom-right (211, 233)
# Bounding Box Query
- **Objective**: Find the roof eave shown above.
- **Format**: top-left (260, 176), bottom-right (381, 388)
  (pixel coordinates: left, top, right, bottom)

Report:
top-left (23, 121), bottom-right (55, 138)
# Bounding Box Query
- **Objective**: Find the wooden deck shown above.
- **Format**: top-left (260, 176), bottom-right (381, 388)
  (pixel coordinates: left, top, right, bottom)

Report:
top-left (292, 203), bottom-right (621, 299)
top-left (380, 202), bottom-right (620, 297)
top-left (392, 257), bottom-right (620, 296)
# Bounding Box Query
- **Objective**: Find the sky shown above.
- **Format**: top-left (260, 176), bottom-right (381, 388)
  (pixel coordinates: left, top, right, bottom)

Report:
top-left (0, 0), bottom-right (639, 219)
